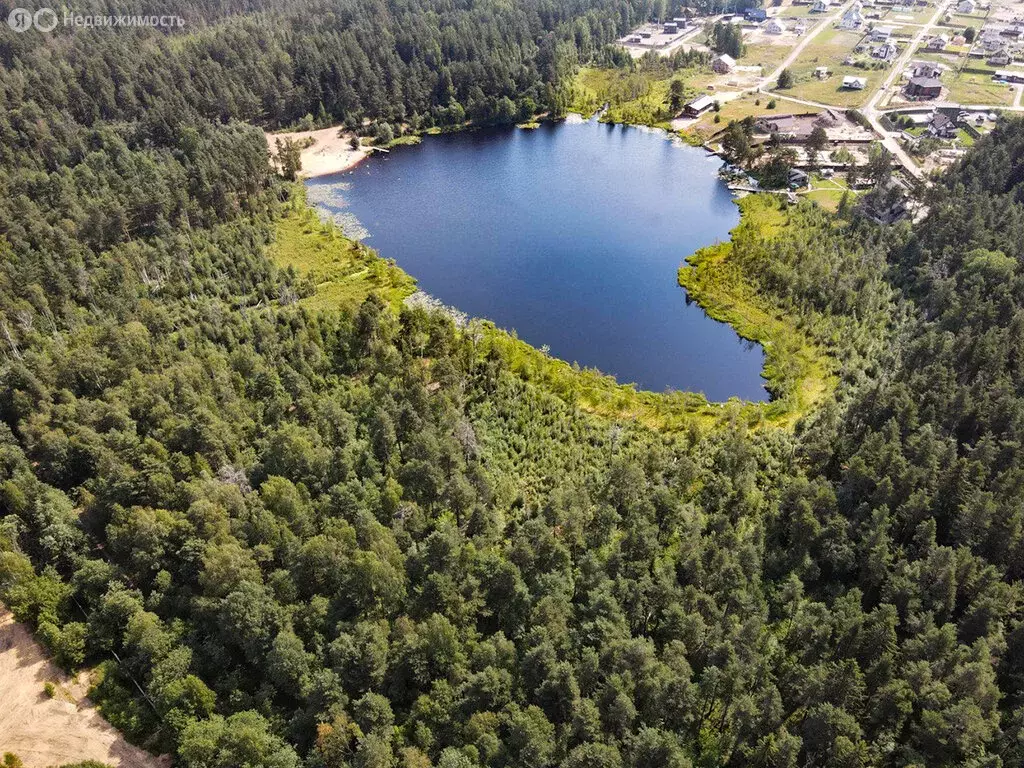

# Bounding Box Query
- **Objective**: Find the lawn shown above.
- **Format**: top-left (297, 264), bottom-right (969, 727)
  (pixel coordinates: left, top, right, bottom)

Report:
top-left (784, 66), bottom-right (887, 108)
top-left (944, 71), bottom-right (1017, 105)
top-left (778, 4), bottom-right (830, 18)
top-left (804, 187), bottom-right (849, 211)
top-left (805, 175), bottom-right (854, 212)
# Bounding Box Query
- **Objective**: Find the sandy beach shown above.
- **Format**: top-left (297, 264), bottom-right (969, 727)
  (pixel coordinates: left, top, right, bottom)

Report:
top-left (266, 126), bottom-right (370, 178)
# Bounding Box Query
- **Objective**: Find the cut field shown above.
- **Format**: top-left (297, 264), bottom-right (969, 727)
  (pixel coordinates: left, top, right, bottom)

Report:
top-left (0, 608), bottom-right (166, 768)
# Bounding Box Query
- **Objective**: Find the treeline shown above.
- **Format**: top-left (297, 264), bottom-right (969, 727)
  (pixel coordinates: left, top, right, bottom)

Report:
top-left (1, 0), bottom-right (656, 133)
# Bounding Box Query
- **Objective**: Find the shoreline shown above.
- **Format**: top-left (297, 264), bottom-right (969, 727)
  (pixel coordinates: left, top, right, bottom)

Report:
top-left (266, 125), bottom-right (371, 179)
top-left (271, 114), bottom-right (831, 427)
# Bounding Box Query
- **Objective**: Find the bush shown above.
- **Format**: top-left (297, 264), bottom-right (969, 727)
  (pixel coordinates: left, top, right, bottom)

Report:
top-left (768, 99), bottom-right (777, 109)
top-left (44, 682), bottom-right (56, 698)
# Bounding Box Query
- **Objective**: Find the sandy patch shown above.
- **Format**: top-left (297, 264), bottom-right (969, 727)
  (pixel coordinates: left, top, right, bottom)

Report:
top-left (266, 126), bottom-right (371, 179)
top-left (0, 607), bottom-right (167, 768)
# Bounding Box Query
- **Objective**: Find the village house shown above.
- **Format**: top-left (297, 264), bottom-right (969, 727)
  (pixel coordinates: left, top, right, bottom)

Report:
top-left (840, 5), bottom-right (864, 29)
top-left (663, 21), bottom-right (679, 34)
top-left (764, 18), bottom-right (787, 34)
top-left (994, 69), bottom-right (1024, 84)
top-left (745, 8), bottom-right (768, 22)
top-left (812, 0), bottom-right (831, 12)
top-left (873, 41), bottom-right (901, 60)
top-left (905, 76), bottom-right (943, 99)
top-left (927, 112), bottom-right (958, 138)
top-left (871, 25), bottom-right (895, 42)
top-left (957, 0), bottom-right (976, 14)
top-left (911, 60), bottom-right (943, 78)
top-left (712, 54), bottom-right (736, 73)
top-left (924, 33), bottom-right (950, 51)
top-left (979, 31), bottom-right (1005, 51)
top-left (788, 168), bottom-right (810, 189)
top-left (1001, 24), bottom-right (1024, 40)
top-left (988, 48), bottom-right (1013, 66)
top-left (843, 75), bottom-right (868, 89)
top-left (815, 65), bottom-right (831, 79)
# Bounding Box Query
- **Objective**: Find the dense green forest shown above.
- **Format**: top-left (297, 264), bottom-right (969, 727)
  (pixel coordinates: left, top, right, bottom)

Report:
top-left (3, 1), bottom-right (1024, 767)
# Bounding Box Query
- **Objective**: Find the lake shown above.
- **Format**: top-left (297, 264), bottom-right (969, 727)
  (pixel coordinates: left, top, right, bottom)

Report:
top-left (307, 118), bottom-right (767, 401)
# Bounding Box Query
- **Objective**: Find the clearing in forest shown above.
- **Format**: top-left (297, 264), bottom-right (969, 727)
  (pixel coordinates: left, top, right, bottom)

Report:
top-left (0, 607), bottom-right (165, 768)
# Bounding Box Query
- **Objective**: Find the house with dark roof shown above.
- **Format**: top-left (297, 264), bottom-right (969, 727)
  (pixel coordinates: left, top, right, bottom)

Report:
top-left (927, 112), bottom-right (957, 138)
top-left (911, 61), bottom-right (943, 78)
top-left (712, 54), bottom-right (736, 73)
top-left (905, 76), bottom-right (943, 99)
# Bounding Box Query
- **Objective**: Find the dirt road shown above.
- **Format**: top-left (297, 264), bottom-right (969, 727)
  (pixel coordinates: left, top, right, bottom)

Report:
top-left (762, 0), bottom-right (857, 86)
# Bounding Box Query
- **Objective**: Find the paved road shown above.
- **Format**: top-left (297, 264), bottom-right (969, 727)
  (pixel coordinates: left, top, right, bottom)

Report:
top-left (860, 0), bottom-right (951, 180)
top-left (729, 0), bottom-right (1019, 183)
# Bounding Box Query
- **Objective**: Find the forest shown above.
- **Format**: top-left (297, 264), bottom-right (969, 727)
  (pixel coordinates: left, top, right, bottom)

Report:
top-left (3, 0), bottom-right (1024, 767)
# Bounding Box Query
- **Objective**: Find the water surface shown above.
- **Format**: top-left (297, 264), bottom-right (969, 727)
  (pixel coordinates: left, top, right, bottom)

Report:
top-left (308, 119), bottom-right (767, 401)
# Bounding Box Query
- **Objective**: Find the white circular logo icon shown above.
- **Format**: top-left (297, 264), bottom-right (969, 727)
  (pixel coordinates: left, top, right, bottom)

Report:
top-left (7, 7), bottom-right (33, 32)
top-left (34, 7), bottom-right (58, 31)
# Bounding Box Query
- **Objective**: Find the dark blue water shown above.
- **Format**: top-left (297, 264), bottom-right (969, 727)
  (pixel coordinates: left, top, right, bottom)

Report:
top-left (309, 119), bottom-right (766, 401)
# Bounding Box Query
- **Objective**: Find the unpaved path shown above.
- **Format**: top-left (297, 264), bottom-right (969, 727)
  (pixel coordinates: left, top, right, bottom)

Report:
top-left (0, 607), bottom-right (166, 768)
top-left (762, 0), bottom-right (856, 86)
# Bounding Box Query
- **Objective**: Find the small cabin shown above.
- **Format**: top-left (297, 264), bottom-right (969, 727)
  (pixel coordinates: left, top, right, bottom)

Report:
top-left (712, 54), bottom-right (737, 73)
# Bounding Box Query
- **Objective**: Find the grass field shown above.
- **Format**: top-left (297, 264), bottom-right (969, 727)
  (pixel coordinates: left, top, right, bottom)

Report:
top-left (739, 42), bottom-right (797, 72)
top-left (778, 5), bottom-right (829, 18)
top-left (805, 175), bottom-right (853, 212)
top-left (271, 189), bottom-right (416, 313)
top-left (893, 7), bottom-right (942, 24)
top-left (945, 71), bottom-right (1017, 105)
top-left (779, 28), bottom-right (887, 107)
top-left (686, 94), bottom-right (821, 141)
